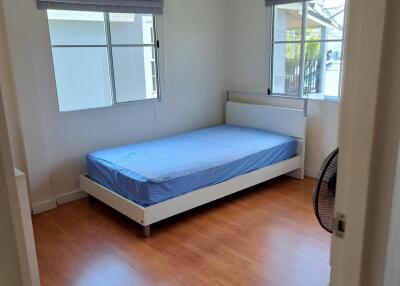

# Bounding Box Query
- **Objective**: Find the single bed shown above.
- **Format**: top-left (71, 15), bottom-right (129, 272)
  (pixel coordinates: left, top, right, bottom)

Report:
top-left (80, 92), bottom-right (307, 237)
top-left (87, 125), bottom-right (297, 207)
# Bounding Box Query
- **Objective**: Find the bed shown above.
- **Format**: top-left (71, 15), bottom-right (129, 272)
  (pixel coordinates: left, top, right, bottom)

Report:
top-left (80, 91), bottom-right (307, 237)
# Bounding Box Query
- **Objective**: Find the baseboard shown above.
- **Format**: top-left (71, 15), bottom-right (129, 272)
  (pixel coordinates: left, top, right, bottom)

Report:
top-left (304, 168), bottom-right (319, 179)
top-left (31, 199), bottom-right (57, 215)
top-left (56, 189), bottom-right (88, 206)
top-left (287, 168), bottom-right (305, 180)
top-left (31, 190), bottom-right (88, 215)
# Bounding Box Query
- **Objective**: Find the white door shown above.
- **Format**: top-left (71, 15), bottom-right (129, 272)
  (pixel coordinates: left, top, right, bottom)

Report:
top-left (0, 1), bottom-right (40, 282)
top-left (0, 87), bottom-right (40, 285)
top-left (329, 0), bottom-right (388, 285)
top-left (383, 143), bottom-right (400, 285)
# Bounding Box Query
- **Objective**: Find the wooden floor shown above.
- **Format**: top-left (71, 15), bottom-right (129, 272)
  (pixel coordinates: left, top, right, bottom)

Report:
top-left (32, 176), bottom-right (331, 286)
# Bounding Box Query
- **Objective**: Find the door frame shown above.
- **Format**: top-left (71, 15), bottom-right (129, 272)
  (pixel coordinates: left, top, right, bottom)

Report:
top-left (0, 86), bottom-right (40, 285)
top-left (383, 142), bottom-right (400, 285)
top-left (0, 0), bottom-right (40, 282)
top-left (330, 0), bottom-right (388, 285)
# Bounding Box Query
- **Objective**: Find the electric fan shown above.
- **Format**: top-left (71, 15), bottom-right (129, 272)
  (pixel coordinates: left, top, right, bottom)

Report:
top-left (313, 148), bottom-right (339, 233)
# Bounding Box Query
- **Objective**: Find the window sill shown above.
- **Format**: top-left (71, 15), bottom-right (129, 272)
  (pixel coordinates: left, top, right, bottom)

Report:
top-left (271, 93), bottom-right (340, 103)
top-left (305, 94), bottom-right (340, 102)
top-left (58, 97), bottom-right (161, 113)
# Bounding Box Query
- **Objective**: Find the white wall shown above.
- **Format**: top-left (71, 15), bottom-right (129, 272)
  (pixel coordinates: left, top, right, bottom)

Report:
top-left (227, 0), bottom-right (340, 177)
top-left (2, 0), bottom-right (229, 209)
top-left (227, 0), bottom-right (271, 93)
top-left (305, 100), bottom-right (340, 177)
top-left (2, 0), bottom-right (339, 210)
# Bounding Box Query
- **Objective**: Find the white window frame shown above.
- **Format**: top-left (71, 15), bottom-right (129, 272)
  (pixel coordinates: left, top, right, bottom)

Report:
top-left (49, 12), bottom-right (161, 112)
top-left (269, 1), bottom-right (346, 101)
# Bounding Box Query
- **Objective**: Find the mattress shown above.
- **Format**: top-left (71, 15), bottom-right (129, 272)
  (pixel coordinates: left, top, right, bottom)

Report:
top-left (87, 125), bottom-right (297, 207)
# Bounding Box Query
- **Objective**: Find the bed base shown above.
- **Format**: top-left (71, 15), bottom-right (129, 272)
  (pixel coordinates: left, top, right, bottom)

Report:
top-left (80, 156), bottom-right (302, 238)
top-left (143, 225), bottom-right (151, 238)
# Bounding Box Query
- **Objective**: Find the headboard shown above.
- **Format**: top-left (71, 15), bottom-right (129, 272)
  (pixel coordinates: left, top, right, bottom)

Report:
top-left (225, 91), bottom-right (307, 179)
top-left (225, 101), bottom-right (306, 139)
top-left (227, 90), bottom-right (308, 112)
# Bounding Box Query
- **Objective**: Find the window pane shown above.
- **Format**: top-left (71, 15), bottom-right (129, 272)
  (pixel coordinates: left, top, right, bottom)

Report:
top-left (273, 3), bottom-right (304, 42)
top-left (272, 43), bottom-right (301, 96)
top-left (113, 47), bottom-right (158, 103)
top-left (109, 13), bottom-right (154, 45)
top-left (52, 48), bottom-right (112, 111)
top-left (323, 41), bottom-right (343, 98)
top-left (306, 0), bottom-right (346, 41)
top-left (303, 41), bottom-right (343, 99)
top-left (47, 10), bottom-right (106, 45)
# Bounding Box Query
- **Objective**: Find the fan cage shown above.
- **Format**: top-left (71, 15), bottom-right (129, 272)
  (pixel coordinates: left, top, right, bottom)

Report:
top-left (313, 148), bottom-right (339, 233)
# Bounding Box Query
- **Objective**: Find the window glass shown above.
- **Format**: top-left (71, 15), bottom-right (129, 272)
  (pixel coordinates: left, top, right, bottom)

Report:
top-left (272, 43), bottom-right (301, 96)
top-left (303, 41), bottom-right (343, 98)
top-left (113, 47), bottom-right (158, 103)
top-left (322, 41), bottom-right (343, 98)
top-left (47, 10), bottom-right (160, 112)
top-left (48, 10), bottom-right (106, 45)
top-left (273, 3), bottom-right (304, 42)
top-left (271, 0), bottom-right (346, 100)
top-left (52, 48), bottom-right (112, 112)
top-left (306, 0), bottom-right (346, 41)
top-left (109, 13), bottom-right (155, 45)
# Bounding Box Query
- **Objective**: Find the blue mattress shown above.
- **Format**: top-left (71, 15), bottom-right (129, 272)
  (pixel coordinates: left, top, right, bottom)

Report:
top-left (87, 125), bottom-right (297, 207)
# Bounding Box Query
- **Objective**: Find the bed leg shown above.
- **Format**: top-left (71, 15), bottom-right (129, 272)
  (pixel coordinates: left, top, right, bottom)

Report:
top-left (143, 225), bottom-right (151, 238)
top-left (88, 194), bottom-right (96, 204)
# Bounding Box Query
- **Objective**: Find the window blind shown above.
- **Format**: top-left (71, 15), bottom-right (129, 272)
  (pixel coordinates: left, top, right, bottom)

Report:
top-left (37, 0), bottom-right (164, 14)
top-left (266, 0), bottom-right (310, 7)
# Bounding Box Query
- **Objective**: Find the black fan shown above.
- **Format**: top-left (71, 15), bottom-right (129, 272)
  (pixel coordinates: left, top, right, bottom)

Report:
top-left (313, 148), bottom-right (339, 233)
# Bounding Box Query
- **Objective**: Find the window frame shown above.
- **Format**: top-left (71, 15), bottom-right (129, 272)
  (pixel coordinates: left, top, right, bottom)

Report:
top-left (269, 1), bottom-right (346, 101)
top-left (49, 11), bottom-right (161, 112)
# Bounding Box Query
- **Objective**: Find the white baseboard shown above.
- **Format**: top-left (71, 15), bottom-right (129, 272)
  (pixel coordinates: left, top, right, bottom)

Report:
top-left (304, 168), bottom-right (319, 179)
top-left (56, 189), bottom-right (87, 206)
top-left (31, 199), bottom-right (57, 215)
top-left (31, 189), bottom-right (87, 215)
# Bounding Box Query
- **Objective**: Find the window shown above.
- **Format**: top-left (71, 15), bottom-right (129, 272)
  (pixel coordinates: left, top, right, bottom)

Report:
top-left (47, 10), bottom-right (160, 112)
top-left (271, 0), bottom-right (346, 100)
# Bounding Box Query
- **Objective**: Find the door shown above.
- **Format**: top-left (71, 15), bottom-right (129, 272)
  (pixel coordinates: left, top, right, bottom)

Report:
top-left (383, 143), bottom-right (400, 285)
top-left (330, 0), bottom-right (388, 285)
top-left (0, 8), bottom-right (41, 282)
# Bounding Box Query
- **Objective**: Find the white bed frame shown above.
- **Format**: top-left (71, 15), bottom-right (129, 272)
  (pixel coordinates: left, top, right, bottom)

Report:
top-left (80, 92), bottom-right (307, 237)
